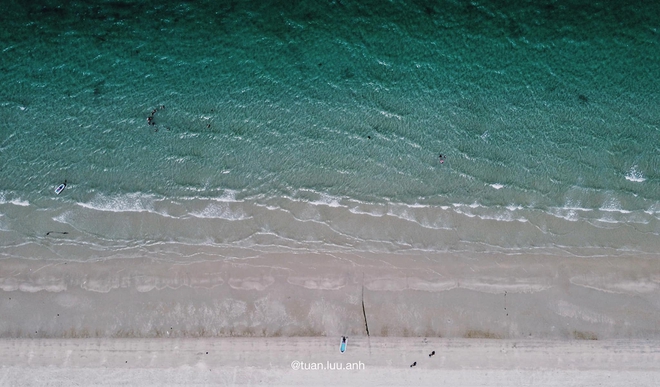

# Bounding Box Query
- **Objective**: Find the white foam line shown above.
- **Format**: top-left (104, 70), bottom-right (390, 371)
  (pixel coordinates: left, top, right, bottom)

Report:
top-left (286, 276), bottom-right (347, 290)
top-left (570, 277), bottom-right (659, 295)
top-left (625, 166), bottom-right (646, 182)
top-left (556, 207), bottom-right (594, 212)
top-left (595, 218), bottom-right (620, 224)
top-left (600, 208), bottom-right (632, 214)
top-left (459, 279), bottom-right (552, 294)
top-left (348, 207), bottom-right (386, 217)
top-left (75, 202), bottom-right (180, 219)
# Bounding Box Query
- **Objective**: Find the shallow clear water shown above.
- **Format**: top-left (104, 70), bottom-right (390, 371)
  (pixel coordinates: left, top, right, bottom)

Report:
top-left (1, 0), bottom-right (659, 260)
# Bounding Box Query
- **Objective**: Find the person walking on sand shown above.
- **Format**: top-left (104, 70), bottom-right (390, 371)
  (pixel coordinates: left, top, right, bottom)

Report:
top-left (410, 361), bottom-right (417, 367)
top-left (429, 351), bottom-right (435, 357)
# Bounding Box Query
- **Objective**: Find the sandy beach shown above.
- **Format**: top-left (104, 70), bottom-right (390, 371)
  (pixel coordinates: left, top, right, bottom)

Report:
top-left (2, 251), bottom-right (660, 385)
top-left (2, 251), bottom-right (659, 340)
top-left (1, 337), bottom-right (659, 386)
top-left (2, 0), bottom-right (659, 385)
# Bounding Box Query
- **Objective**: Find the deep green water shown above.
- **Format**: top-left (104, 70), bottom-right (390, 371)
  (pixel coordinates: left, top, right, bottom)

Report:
top-left (1, 0), bottom-right (659, 259)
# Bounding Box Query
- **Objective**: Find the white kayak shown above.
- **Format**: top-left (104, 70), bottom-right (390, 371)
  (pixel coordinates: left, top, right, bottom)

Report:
top-left (55, 180), bottom-right (67, 195)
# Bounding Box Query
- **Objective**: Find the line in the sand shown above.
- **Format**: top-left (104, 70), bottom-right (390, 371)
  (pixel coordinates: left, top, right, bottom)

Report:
top-left (361, 276), bottom-right (370, 337)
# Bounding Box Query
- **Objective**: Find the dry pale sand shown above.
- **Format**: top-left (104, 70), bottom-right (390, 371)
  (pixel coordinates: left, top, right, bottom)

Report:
top-left (1, 251), bottom-right (660, 385)
top-left (1, 337), bottom-right (659, 386)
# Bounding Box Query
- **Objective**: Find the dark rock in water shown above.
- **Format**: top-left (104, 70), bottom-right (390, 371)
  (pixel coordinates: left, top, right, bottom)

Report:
top-left (578, 94), bottom-right (588, 103)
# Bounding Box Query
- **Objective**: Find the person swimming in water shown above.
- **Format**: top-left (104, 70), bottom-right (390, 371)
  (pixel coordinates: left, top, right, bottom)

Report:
top-left (439, 154), bottom-right (445, 164)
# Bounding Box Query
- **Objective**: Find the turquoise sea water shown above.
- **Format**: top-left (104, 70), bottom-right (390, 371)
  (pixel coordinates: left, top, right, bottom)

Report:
top-left (1, 0), bottom-right (659, 260)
